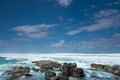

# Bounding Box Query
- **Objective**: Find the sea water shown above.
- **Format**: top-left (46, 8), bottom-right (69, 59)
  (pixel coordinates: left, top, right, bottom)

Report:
top-left (0, 53), bottom-right (120, 80)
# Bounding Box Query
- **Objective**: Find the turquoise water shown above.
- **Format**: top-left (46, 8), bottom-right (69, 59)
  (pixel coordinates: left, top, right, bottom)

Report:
top-left (0, 57), bottom-right (20, 64)
top-left (0, 54), bottom-right (119, 80)
top-left (0, 57), bottom-right (28, 73)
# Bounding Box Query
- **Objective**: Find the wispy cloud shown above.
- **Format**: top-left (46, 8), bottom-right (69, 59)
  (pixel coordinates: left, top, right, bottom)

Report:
top-left (94, 9), bottom-right (119, 18)
top-left (56, 0), bottom-right (73, 7)
top-left (0, 40), bottom-right (6, 45)
top-left (67, 9), bottom-right (120, 35)
top-left (59, 16), bottom-right (63, 21)
top-left (106, 0), bottom-right (120, 6)
top-left (13, 24), bottom-right (57, 39)
top-left (65, 33), bottom-right (120, 51)
top-left (12, 38), bottom-right (30, 41)
top-left (51, 40), bottom-right (65, 47)
top-left (91, 5), bottom-right (98, 8)
top-left (112, 33), bottom-right (120, 40)
top-left (0, 40), bottom-right (8, 49)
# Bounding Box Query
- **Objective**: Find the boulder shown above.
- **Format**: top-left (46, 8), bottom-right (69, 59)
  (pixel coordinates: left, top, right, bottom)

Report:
top-left (5, 66), bottom-right (30, 80)
top-left (72, 68), bottom-right (85, 78)
top-left (32, 60), bottom-right (62, 72)
top-left (61, 62), bottom-right (85, 79)
top-left (7, 72), bottom-right (23, 80)
top-left (103, 65), bottom-right (111, 72)
top-left (111, 65), bottom-right (120, 76)
top-left (62, 62), bottom-right (77, 77)
top-left (91, 63), bottom-right (120, 77)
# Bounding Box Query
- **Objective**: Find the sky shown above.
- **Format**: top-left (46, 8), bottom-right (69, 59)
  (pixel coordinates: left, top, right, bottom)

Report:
top-left (0, 0), bottom-right (120, 53)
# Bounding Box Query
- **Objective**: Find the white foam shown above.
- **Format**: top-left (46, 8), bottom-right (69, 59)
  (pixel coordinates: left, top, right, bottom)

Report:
top-left (0, 53), bottom-right (120, 67)
top-left (0, 72), bottom-right (2, 76)
top-left (0, 53), bottom-right (119, 80)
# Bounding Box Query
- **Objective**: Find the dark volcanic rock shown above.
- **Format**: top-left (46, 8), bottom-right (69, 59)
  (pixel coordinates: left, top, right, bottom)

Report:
top-left (91, 63), bottom-right (120, 77)
top-left (61, 62), bottom-right (77, 77)
top-left (7, 72), bottom-right (23, 80)
top-left (32, 67), bottom-right (39, 72)
top-left (72, 68), bottom-right (85, 78)
top-left (32, 60), bottom-right (62, 72)
top-left (4, 66), bottom-right (30, 80)
top-left (111, 65), bottom-right (120, 76)
top-left (45, 71), bottom-right (56, 80)
top-left (61, 62), bottom-right (85, 79)
top-left (25, 73), bottom-right (33, 77)
top-left (56, 76), bottom-right (69, 80)
top-left (2, 60), bottom-right (85, 80)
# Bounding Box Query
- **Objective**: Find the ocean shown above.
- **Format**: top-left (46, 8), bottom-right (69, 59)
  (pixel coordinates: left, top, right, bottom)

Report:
top-left (0, 53), bottom-right (120, 80)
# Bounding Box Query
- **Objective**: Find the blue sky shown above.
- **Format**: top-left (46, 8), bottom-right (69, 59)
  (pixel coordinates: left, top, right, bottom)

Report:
top-left (0, 0), bottom-right (120, 53)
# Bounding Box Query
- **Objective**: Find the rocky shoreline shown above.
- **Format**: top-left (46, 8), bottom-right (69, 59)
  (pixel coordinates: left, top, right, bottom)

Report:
top-left (91, 63), bottom-right (120, 80)
top-left (1, 60), bottom-right (120, 80)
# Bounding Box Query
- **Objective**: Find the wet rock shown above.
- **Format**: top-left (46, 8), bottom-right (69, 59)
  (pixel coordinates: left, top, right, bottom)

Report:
top-left (114, 76), bottom-right (120, 80)
top-left (61, 62), bottom-right (77, 77)
top-left (91, 63), bottom-right (120, 77)
top-left (72, 68), bottom-right (85, 78)
top-left (110, 65), bottom-right (120, 76)
top-left (91, 63), bottom-right (107, 70)
top-left (2, 60), bottom-right (85, 80)
top-left (7, 72), bottom-right (23, 80)
top-left (4, 66), bottom-right (30, 80)
top-left (61, 63), bottom-right (71, 77)
top-left (25, 74), bottom-right (33, 80)
top-left (103, 65), bottom-right (111, 72)
top-left (32, 60), bottom-right (62, 72)
top-left (25, 73), bottom-right (33, 77)
top-left (45, 71), bottom-right (56, 80)
top-left (90, 75), bottom-right (100, 79)
top-left (56, 76), bottom-right (69, 80)
top-left (61, 62), bottom-right (85, 79)
top-left (32, 67), bottom-right (39, 72)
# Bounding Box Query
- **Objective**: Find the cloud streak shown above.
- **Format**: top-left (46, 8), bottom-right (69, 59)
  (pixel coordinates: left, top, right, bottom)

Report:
top-left (0, 40), bottom-right (7, 45)
top-left (12, 38), bottom-right (30, 41)
top-left (56, 0), bottom-right (73, 7)
top-left (13, 24), bottom-right (57, 39)
top-left (67, 9), bottom-right (120, 35)
top-left (51, 40), bottom-right (65, 47)
top-left (106, 0), bottom-right (120, 6)
top-left (65, 33), bottom-right (120, 51)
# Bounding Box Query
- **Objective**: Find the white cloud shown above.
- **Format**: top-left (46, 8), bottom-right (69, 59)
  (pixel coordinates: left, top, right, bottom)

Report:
top-left (13, 24), bottom-right (57, 39)
top-left (67, 30), bottom-right (82, 35)
top-left (26, 32), bottom-right (47, 39)
top-left (67, 18), bottom-right (116, 35)
top-left (56, 0), bottom-right (73, 7)
top-left (67, 9), bottom-right (120, 35)
top-left (51, 40), bottom-right (65, 47)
